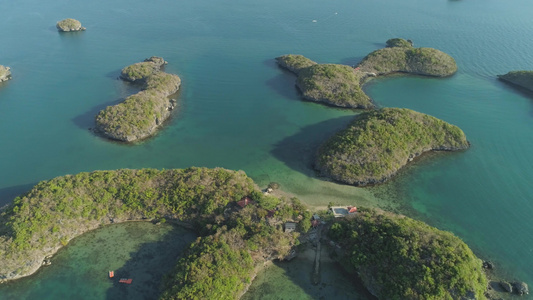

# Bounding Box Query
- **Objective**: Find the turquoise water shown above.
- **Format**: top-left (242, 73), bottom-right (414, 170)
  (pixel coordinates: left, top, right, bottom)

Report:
top-left (2, 0), bottom-right (533, 298)
top-left (0, 222), bottom-right (196, 300)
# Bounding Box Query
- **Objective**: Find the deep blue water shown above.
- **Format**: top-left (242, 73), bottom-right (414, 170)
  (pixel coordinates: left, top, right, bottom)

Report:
top-left (1, 0), bottom-right (533, 298)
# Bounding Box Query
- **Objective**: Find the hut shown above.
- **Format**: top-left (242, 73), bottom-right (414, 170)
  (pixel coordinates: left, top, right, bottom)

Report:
top-left (236, 196), bottom-right (255, 209)
top-left (284, 222), bottom-right (296, 233)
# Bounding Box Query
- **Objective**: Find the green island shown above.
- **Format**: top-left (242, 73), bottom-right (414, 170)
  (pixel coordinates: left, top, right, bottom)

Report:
top-left (276, 38), bottom-right (457, 109)
top-left (95, 57), bottom-right (181, 142)
top-left (0, 167), bottom-right (306, 298)
top-left (56, 18), bottom-right (86, 32)
top-left (327, 207), bottom-right (487, 299)
top-left (315, 108), bottom-right (469, 186)
top-left (276, 55), bottom-right (373, 109)
top-left (358, 38), bottom-right (457, 77)
top-left (497, 71), bottom-right (533, 92)
top-left (0, 65), bottom-right (11, 82)
top-left (0, 167), bottom-right (523, 299)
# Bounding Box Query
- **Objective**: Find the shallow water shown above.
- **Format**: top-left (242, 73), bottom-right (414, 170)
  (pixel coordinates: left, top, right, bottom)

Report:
top-left (1, 0), bottom-right (533, 298)
top-left (0, 222), bottom-right (196, 300)
top-left (242, 247), bottom-right (375, 300)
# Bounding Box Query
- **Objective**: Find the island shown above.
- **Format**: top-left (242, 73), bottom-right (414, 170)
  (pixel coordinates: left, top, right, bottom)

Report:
top-left (315, 108), bottom-right (469, 186)
top-left (0, 167), bottom-right (523, 299)
top-left (276, 38), bottom-right (457, 109)
top-left (497, 71), bottom-right (533, 92)
top-left (56, 18), bottom-right (86, 32)
top-left (0, 167), bottom-right (305, 298)
top-left (276, 55), bottom-right (373, 109)
top-left (95, 57), bottom-right (181, 142)
top-left (357, 38), bottom-right (457, 77)
top-left (327, 207), bottom-right (487, 299)
top-left (0, 65), bottom-right (11, 82)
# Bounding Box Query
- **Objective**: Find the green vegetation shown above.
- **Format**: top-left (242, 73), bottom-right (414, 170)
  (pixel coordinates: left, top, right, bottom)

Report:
top-left (358, 38), bottom-right (457, 77)
top-left (328, 207), bottom-right (487, 300)
top-left (95, 57), bottom-right (181, 142)
top-left (316, 108), bottom-right (469, 186)
top-left (56, 18), bottom-right (85, 32)
top-left (276, 39), bottom-right (456, 109)
top-left (296, 64), bottom-right (373, 108)
top-left (120, 57), bottom-right (167, 82)
top-left (497, 70), bottom-right (533, 92)
top-left (0, 65), bottom-right (11, 82)
top-left (0, 168), bottom-right (307, 299)
top-left (276, 54), bottom-right (317, 75)
top-left (386, 38), bottom-right (413, 48)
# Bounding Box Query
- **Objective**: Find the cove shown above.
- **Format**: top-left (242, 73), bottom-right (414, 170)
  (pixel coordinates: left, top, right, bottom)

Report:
top-left (0, 222), bottom-right (196, 300)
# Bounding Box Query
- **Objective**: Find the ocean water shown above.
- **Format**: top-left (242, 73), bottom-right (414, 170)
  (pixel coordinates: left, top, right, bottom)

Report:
top-left (1, 0), bottom-right (533, 298)
top-left (0, 222), bottom-right (196, 300)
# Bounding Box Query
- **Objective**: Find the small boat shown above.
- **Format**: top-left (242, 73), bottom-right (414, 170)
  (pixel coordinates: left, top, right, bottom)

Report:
top-left (312, 20), bottom-right (317, 23)
top-left (109, 271), bottom-right (114, 278)
top-left (119, 278), bottom-right (133, 284)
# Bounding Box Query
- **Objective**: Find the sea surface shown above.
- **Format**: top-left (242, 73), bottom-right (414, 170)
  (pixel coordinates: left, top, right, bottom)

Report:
top-left (0, 222), bottom-right (196, 300)
top-left (1, 0), bottom-right (533, 298)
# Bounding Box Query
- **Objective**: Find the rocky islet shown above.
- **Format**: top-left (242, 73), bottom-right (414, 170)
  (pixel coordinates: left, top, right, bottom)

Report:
top-left (0, 65), bottom-right (11, 82)
top-left (56, 18), bottom-right (86, 32)
top-left (95, 56), bottom-right (181, 142)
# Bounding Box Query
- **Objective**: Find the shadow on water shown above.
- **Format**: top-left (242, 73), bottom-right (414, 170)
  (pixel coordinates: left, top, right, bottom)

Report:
top-left (104, 224), bottom-right (196, 300)
top-left (264, 58), bottom-right (301, 100)
top-left (0, 183), bottom-right (36, 207)
top-left (271, 115), bottom-right (356, 177)
top-left (71, 97), bottom-right (126, 130)
top-left (105, 69), bottom-right (123, 80)
top-left (494, 78), bottom-right (533, 118)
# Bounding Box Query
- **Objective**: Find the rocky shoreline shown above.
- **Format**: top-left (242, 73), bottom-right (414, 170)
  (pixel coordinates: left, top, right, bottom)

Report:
top-left (94, 56), bottom-right (181, 142)
top-left (0, 65), bottom-right (11, 82)
top-left (56, 18), bottom-right (86, 32)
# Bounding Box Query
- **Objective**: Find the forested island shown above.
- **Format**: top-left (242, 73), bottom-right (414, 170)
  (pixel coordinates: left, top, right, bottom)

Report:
top-left (0, 65), bottom-right (11, 82)
top-left (315, 108), bottom-right (469, 186)
top-left (328, 207), bottom-right (487, 299)
top-left (56, 18), bottom-right (86, 32)
top-left (276, 38), bottom-right (457, 108)
top-left (276, 55), bottom-right (373, 108)
top-left (0, 168), bottom-right (305, 298)
top-left (95, 57), bottom-right (181, 142)
top-left (357, 38), bottom-right (457, 77)
top-left (498, 71), bottom-right (533, 92)
top-left (0, 167), bottom-right (525, 298)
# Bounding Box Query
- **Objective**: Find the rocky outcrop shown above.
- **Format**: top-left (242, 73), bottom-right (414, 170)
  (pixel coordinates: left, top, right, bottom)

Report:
top-left (500, 281), bottom-right (513, 293)
top-left (95, 56), bottom-right (181, 142)
top-left (120, 56), bottom-right (168, 82)
top-left (0, 65), bottom-right (11, 82)
top-left (316, 108), bottom-right (469, 186)
top-left (498, 71), bottom-right (533, 92)
top-left (56, 18), bottom-right (86, 32)
top-left (513, 281), bottom-right (529, 296)
top-left (276, 54), bottom-right (317, 75)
